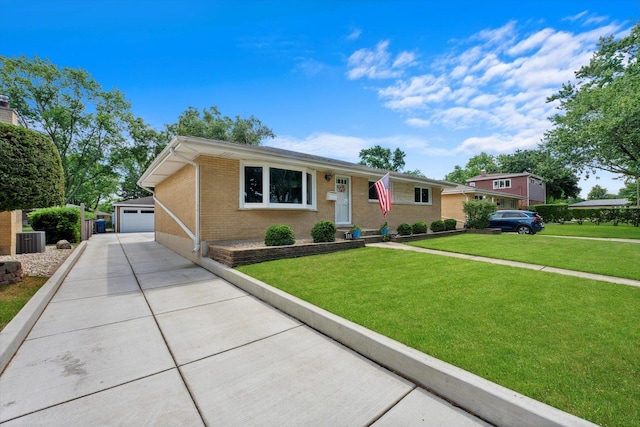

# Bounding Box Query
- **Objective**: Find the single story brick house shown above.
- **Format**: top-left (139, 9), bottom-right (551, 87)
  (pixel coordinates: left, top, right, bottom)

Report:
top-left (569, 198), bottom-right (629, 209)
top-left (138, 136), bottom-right (455, 260)
top-left (442, 183), bottom-right (526, 227)
top-left (466, 171), bottom-right (546, 207)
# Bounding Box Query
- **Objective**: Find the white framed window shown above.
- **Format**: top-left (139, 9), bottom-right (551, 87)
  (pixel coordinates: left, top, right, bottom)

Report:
top-left (474, 195), bottom-right (484, 200)
top-left (241, 162), bottom-right (315, 209)
top-left (414, 186), bottom-right (431, 204)
top-left (493, 179), bottom-right (511, 189)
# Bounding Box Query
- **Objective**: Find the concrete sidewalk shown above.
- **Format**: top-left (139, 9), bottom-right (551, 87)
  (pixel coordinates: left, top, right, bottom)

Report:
top-left (1, 233), bottom-right (490, 426)
top-left (0, 233), bottom-right (596, 426)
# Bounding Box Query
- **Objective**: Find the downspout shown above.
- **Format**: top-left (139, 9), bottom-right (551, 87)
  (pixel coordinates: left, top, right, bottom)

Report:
top-left (169, 148), bottom-right (200, 253)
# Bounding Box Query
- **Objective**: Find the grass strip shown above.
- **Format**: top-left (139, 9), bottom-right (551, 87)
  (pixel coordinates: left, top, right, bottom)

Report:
top-left (544, 222), bottom-right (640, 239)
top-left (0, 276), bottom-right (48, 330)
top-left (238, 247), bottom-right (640, 427)
top-left (408, 233), bottom-right (640, 280)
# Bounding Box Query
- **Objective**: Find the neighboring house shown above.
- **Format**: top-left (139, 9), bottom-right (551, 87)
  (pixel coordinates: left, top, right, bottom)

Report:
top-left (137, 136), bottom-right (455, 261)
top-left (569, 199), bottom-right (629, 209)
top-left (442, 183), bottom-right (526, 226)
top-left (113, 196), bottom-right (155, 233)
top-left (466, 170), bottom-right (546, 207)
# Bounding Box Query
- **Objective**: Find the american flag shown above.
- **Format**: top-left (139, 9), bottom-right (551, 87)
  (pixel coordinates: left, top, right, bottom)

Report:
top-left (374, 173), bottom-right (391, 217)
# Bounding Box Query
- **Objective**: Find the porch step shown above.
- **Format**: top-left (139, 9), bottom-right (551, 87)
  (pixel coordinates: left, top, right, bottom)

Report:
top-left (337, 228), bottom-right (386, 242)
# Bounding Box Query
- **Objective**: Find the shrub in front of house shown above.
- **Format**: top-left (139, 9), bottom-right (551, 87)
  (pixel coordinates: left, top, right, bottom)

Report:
top-left (29, 207), bottom-right (80, 243)
top-left (311, 220), bottom-right (336, 243)
top-left (397, 223), bottom-right (413, 236)
top-left (264, 225), bottom-right (296, 246)
top-left (430, 220), bottom-right (445, 232)
top-left (444, 218), bottom-right (457, 231)
top-left (463, 200), bottom-right (497, 229)
top-left (412, 221), bottom-right (427, 234)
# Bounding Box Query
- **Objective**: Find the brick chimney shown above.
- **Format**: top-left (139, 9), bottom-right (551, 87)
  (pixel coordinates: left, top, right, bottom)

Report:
top-left (0, 95), bottom-right (18, 125)
top-left (480, 169), bottom-right (487, 177)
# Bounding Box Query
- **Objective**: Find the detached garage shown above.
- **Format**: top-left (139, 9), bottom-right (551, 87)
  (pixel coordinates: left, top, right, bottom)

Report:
top-left (113, 196), bottom-right (155, 233)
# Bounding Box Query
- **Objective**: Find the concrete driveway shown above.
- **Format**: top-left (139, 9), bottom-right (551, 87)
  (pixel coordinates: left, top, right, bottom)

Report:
top-left (1, 233), bottom-right (495, 426)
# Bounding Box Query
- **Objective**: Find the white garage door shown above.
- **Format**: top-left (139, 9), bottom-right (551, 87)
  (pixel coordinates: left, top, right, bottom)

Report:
top-left (121, 208), bottom-right (155, 232)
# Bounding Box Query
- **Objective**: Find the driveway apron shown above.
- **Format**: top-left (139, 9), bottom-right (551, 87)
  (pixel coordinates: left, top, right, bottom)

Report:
top-left (0, 233), bottom-right (489, 426)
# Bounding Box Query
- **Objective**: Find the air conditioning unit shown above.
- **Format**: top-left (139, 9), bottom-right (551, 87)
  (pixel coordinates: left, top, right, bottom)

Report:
top-left (16, 231), bottom-right (46, 254)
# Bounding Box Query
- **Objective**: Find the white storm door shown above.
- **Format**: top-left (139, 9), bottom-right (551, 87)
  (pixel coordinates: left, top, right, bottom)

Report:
top-left (335, 176), bottom-right (351, 225)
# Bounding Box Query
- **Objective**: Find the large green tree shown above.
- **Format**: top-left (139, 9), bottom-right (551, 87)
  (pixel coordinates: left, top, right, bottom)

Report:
top-left (0, 122), bottom-right (64, 211)
top-left (359, 145), bottom-right (406, 171)
top-left (0, 55), bottom-right (131, 206)
top-left (587, 184), bottom-right (611, 200)
top-left (166, 106), bottom-right (275, 145)
top-left (618, 179), bottom-right (639, 205)
top-left (543, 23), bottom-right (640, 182)
top-left (444, 152), bottom-right (499, 183)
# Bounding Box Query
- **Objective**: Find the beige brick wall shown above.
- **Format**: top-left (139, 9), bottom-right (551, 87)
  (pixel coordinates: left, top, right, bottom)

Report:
top-left (155, 163), bottom-right (197, 239)
top-left (0, 210), bottom-right (21, 255)
top-left (154, 155), bottom-right (445, 243)
top-left (350, 178), bottom-right (442, 231)
top-left (442, 194), bottom-right (467, 225)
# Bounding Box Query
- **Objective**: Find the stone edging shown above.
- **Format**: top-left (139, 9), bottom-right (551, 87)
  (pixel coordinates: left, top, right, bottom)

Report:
top-left (0, 241), bottom-right (87, 373)
top-left (197, 257), bottom-right (597, 427)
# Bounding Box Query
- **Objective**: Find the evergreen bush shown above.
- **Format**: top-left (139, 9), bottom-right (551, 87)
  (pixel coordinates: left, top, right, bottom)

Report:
top-left (397, 223), bottom-right (413, 235)
top-left (29, 207), bottom-right (80, 243)
top-left (264, 224), bottom-right (296, 246)
top-left (0, 122), bottom-right (64, 211)
top-left (311, 220), bottom-right (336, 243)
top-left (430, 220), bottom-right (445, 232)
top-left (412, 221), bottom-right (427, 234)
top-left (444, 218), bottom-right (457, 231)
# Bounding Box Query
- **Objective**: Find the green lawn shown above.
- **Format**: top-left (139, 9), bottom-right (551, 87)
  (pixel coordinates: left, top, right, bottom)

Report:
top-left (238, 247), bottom-right (640, 427)
top-left (544, 222), bottom-right (640, 239)
top-left (408, 233), bottom-right (640, 280)
top-left (0, 276), bottom-right (48, 330)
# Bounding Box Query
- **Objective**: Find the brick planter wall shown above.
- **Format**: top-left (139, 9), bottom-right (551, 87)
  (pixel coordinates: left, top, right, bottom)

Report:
top-left (391, 229), bottom-right (466, 243)
top-left (209, 239), bottom-right (365, 267)
top-left (0, 261), bottom-right (23, 285)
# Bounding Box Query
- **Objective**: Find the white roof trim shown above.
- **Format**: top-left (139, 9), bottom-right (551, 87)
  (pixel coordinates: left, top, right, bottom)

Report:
top-left (138, 136), bottom-right (456, 189)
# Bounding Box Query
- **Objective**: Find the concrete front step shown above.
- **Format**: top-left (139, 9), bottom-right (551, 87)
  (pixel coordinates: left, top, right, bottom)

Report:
top-left (337, 228), bottom-right (383, 239)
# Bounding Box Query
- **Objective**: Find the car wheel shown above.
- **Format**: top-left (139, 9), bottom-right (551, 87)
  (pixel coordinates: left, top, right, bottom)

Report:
top-left (517, 225), bottom-right (532, 234)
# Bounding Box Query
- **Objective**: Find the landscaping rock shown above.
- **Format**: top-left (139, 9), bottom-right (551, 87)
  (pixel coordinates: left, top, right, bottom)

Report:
top-left (56, 240), bottom-right (72, 249)
top-left (0, 261), bottom-right (23, 285)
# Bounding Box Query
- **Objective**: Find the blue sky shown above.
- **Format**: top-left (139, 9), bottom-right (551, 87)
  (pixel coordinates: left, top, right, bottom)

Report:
top-left (1, 0), bottom-right (638, 197)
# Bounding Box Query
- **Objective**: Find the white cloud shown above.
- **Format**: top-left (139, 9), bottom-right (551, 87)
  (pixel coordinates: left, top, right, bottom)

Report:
top-left (406, 117), bottom-right (431, 128)
top-left (563, 11), bottom-right (588, 22)
top-left (347, 28), bottom-right (362, 40)
top-left (347, 18), bottom-right (629, 159)
top-left (266, 133), bottom-right (367, 162)
top-left (346, 40), bottom-right (417, 80)
top-left (294, 58), bottom-right (325, 77)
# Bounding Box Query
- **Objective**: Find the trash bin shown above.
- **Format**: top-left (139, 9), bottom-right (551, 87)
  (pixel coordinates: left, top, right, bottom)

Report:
top-left (96, 219), bottom-right (106, 233)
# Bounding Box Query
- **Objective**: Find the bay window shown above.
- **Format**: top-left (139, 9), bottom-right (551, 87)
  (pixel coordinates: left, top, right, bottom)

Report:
top-left (241, 163), bottom-right (315, 209)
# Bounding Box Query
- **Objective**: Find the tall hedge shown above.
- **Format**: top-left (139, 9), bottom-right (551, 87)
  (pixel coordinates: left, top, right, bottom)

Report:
top-left (29, 207), bottom-right (80, 243)
top-left (0, 122), bottom-right (64, 211)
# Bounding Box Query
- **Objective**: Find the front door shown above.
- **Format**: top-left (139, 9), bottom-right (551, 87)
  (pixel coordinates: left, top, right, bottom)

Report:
top-left (335, 176), bottom-right (351, 225)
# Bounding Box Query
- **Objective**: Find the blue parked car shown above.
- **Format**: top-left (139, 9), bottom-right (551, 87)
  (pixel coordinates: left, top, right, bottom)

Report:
top-left (488, 210), bottom-right (544, 234)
